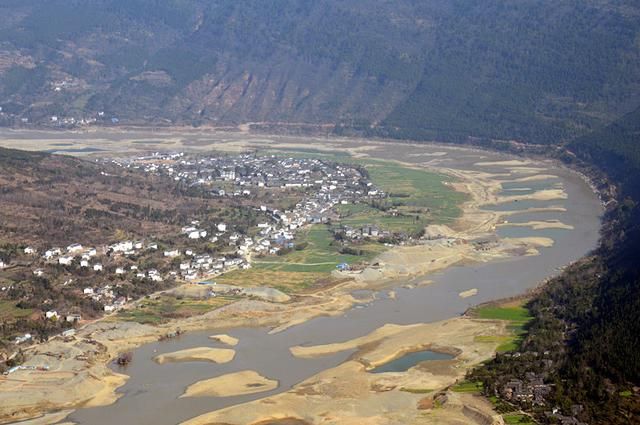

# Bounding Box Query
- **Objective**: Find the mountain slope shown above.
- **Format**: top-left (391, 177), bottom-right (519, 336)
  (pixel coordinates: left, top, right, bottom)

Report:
top-left (471, 105), bottom-right (640, 424)
top-left (0, 0), bottom-right (639, 143)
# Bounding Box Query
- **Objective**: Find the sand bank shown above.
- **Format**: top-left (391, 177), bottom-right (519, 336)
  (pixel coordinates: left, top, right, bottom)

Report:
top-left (459, 288), bottom-right (478, 298)
top-left (498, 220), bottom-right (574, 230)
top-left (182, 370), bottom-right (278, 398)
top-left (505, 237), bottom-right (554, 248)
top-left (183, 316), bottom-right (508, 425)
top-left (154, 347), bottom-right (235, 364)
top-left (4, 410), bottom-right (74, 425)
top-left (474, 160), bottom-right (533, 167)
top-left (507, 174), bottom-right (559, 182)
top-left (495, 188), bottom-right (568, 204)
top-left (208, 334), bottom-right (239, 346)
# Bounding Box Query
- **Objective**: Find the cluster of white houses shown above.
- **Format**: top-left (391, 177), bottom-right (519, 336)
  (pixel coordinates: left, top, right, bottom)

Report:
top-left (106, 152), bottom-right (382, 201)
top-left (4, 152), bottom-right (395, 346)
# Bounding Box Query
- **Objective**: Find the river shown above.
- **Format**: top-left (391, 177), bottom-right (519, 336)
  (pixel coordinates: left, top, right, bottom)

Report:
top-left (54, 140), bottom-right (602, 425)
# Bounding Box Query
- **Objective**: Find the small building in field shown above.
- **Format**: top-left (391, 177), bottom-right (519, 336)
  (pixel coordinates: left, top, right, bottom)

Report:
top-left (45, 311), bottom-right (59, 320)
top-left (66, 314), bottom-right (82, 323)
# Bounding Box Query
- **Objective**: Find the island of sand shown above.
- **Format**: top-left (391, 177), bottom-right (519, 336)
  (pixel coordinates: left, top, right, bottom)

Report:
top-left (154, 347), bottom-right (236, 364)
top-left (182, 370), bottom-right (278, 398)
top-left (209, 334), bottom-right (239, 346)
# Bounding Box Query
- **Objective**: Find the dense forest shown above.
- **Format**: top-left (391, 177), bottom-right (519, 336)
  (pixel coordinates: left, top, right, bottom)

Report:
top-left (0, 0), bottom-right (639, 144)
top-left (469, 107), bottom-right (640, 424)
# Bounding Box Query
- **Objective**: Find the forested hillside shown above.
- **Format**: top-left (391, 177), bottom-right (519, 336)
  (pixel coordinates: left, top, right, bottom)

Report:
top-left (470, 107), bottom-right (640, 424)
top-left (0, 0), bottom-right (639, 144)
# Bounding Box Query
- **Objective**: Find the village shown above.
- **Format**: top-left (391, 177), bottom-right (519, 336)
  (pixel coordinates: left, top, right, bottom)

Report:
top-left (0, 151), bottom-right (399, 361)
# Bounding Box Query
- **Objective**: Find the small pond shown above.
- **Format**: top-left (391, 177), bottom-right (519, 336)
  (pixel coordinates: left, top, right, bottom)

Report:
top-left (369, 350), bottom-right (454, 373)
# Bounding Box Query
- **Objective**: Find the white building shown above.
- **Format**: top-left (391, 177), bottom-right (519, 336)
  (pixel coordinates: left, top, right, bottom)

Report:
top-left (24, 247), bottom-right (36, 255)
top-left (217, 223), bottom-right (227, 232)
top-left (44, 248), bottom-right (61, 259)
top-left (110, 241), bottom-right (134, 253)
top-left (14, 333), bottom-right (32, 344)
top-left (93, 264), bottom-right (103, 272)
top-left (45, 311), bottom-right (59, 320)
top-left (59, 256), bottom-right (74, 266)
top-left (67, 243), bottom-right (83, 253)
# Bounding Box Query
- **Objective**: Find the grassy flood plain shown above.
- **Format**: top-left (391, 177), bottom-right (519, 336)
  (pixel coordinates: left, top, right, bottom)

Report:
top-left (267, 147), bottom-right (467, 232)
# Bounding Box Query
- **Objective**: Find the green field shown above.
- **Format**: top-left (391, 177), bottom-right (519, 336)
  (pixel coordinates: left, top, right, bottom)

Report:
top-left (334, 159), bottom-right (466, 235)
top-left (364, 160), bottom-right (465, 221)
top-left (267, 149), bottom-right (467, 233)
top-left (502, 413), bottom-right (536, 424)
top-left (399, 387), bottom-right (435, 394)
top-left (253, 225), bottom-right (385, 273)
top-left (474, 305), bottom-right (533, 323)
top-left (116, 296), bottom-right (233, 324)
top-left (0, 301), bottom-right (33, 320)
top-left (473, 303), bottom-right (534, 352)
top-left (217, 225), bottom-right (386, 293)
top-left (451, 380), bottom-right (484, 393)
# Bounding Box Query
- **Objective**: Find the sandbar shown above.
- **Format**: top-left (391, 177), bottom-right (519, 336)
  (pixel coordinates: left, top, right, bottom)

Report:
top-left (154, 347), bottom-right (235, 364)
top-left (181, 370), bottom-right (278, 398)
top-left (208, 334), bottom-right (239, 346)
top-left (459, 288), bottom-right (478, 298)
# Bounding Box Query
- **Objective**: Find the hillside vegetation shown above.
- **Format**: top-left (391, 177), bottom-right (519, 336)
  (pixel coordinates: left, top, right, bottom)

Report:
top-left (0, 0), bottom-right (639, 144)
top-left (470, 107), bottom-right (640, 424)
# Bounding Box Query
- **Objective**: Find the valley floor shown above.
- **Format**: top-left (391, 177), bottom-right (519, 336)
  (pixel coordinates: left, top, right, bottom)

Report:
top-left (0, 132), bottom-right (596, 425)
